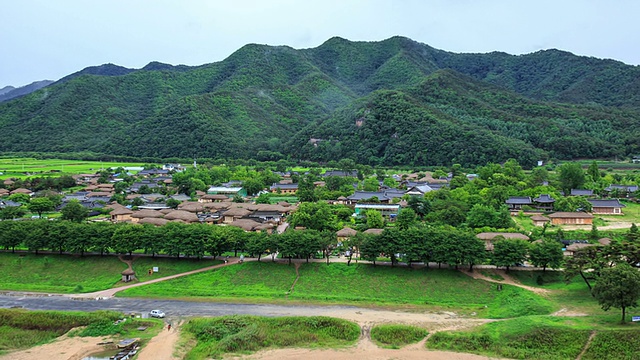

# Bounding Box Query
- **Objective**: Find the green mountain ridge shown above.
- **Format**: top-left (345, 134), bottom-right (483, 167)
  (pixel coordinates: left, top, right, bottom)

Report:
top-left (1, 36), bottom-right (639, 166)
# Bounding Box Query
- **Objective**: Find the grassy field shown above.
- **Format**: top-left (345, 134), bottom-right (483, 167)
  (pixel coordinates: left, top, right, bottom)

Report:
top-left (0, 158), bottom-right (145, 179)
top-left (582, 330), bottom-right (640, 360)
top-left (370, 324), bottom-right (428, 348)
top-left (119, 261), bottom-right (297, 299)
top-left (0, 253), bottom-right (221, 293)
top-left (182, 315), bottom-right (360, 359)
top-left (427, 316), bottom-right (593, 360)
top-left (0, 308), bottom-right (163, 355)
top-left (118, 262), bottom-right (554, 317)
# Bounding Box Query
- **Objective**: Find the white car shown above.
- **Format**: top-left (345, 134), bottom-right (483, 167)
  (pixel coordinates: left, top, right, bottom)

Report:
top-left (149, 309), bottom-right (165, 318)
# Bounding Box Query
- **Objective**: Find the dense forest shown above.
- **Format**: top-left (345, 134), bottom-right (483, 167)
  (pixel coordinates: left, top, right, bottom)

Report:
top-left (1, 36), bottom-right (640, 167)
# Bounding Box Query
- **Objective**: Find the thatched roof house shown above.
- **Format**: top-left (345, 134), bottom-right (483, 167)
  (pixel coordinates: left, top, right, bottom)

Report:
top-left (363, 228), bottom-right (384, 235)
top-left (139, 217), bottom-right (170, 226)
top-left (530, 215), bottom-right (551, 227)
top-left (229, 219), bottom-right (262, 231)
top-left (164, 210), bottom-right (199, 223)
top-left (110, 207), bottom-right (133, 222)
top-left (336, 227), bottom-right (358, 239)
top-left (178, 201), bottom-right (205, 213)
top-left (130, 209), bottom-right (164, 223)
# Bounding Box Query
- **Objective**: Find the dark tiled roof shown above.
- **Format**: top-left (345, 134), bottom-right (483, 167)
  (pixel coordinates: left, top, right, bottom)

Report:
top-left (605, 184), bottom-right (639, 192)
top-left (534, 194), bottom-right (555, 203)
top-left (571, 189), bottom-right (594, 196)
top-left (588, 199), bottom-right (626, 208)
top-left (505, 197), bottom-right (532, 205)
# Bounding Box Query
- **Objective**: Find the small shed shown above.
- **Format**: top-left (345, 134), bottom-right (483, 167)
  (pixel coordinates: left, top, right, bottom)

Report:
top-left (530, 214), bottom-right (551, 227)
top-left (121, 268), bottom-right (136, 283)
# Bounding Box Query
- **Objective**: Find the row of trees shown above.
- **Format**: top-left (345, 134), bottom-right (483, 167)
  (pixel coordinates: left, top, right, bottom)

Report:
top-left (0, 219), bottom-right (568, 272)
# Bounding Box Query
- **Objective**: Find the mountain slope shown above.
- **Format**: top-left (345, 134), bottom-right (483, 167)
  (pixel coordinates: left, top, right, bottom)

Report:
top-left (1, 36), bottom-right (640, 166)
top-left (0, 80), bottom-right (54, 103)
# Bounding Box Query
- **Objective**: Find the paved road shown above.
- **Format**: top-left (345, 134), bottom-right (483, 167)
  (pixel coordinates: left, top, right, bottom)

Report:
top-left (0, 293), bottom-right (360, 320)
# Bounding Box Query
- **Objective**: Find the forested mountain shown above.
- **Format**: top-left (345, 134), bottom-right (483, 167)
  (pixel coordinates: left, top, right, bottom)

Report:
top-left (1, 36), bottom-right (639, 166)
top-left (0, 80), bottom-right (54, 103)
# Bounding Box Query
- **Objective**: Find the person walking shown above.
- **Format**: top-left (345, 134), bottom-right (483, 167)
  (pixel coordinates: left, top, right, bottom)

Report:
top-left (167, 323), bottom-right (171, 331)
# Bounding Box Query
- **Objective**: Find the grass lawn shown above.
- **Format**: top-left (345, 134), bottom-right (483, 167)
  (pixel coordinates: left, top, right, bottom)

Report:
top-left (0, 158), bottom-right (145, 180)
top-left (118, 261), bottom-right (297, 299)
top-left (0, 253), bottom-right (221, 293)
top-left (118, 262), bottom-right (554, 317)
top-left (370, 324), bottom-right (428, 348)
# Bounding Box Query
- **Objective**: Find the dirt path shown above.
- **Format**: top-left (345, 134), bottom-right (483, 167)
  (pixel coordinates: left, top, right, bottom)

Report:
top-left (71, 258), bottom-right (245, 299)
top-left (576, 331), bottom-right (597, 360)
top-left (460, 269), bottom-right (549, 295)
top-left (136, 322), bottom-right (182, 360)
top-left (0, 335), bottom-right (108, 360)
top-left (563, 221), bottom-right (632, 231)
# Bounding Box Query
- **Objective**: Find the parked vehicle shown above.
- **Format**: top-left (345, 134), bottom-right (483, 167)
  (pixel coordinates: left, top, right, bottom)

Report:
top-left (149, 309), bottom-right (165, 318)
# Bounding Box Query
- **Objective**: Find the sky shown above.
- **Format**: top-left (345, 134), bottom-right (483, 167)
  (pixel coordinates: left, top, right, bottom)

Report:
top-left (2, 0), bottom-right (640, 88)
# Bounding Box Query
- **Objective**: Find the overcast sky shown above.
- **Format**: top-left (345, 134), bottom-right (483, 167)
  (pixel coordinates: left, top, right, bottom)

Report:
top-left (2, 0), bottom-right (639, 88)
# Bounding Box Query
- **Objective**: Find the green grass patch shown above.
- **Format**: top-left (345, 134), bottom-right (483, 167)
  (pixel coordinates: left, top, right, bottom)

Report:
top-left (0, 158), bottom-right (145, 180)
top-left (0, 309), bottom-right (122, 352)
top-left (0, 253), bottom-right (222, 294)
top-left (118, 261), bottom-right (297, 299)
top-left (119, 262), bottom-right (552, 317)
top-left (183, 315), bottom-right (360, 359)
top-left (370, 324), bottom-right (428, 348)
top-left (0, 253), bottom-right (128, 293)
top-left (480, 270), bottom-right (504, 281)
top-left (426, 316), bottom-right (592, 360)
top-left (582, 330), bottom-right (640, 360)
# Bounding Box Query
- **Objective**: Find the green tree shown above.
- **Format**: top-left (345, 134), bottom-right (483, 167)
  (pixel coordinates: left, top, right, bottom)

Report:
top-left (529, 239), bottom-right (564, 272)
top-left (0, 205), bottom-right (26, 220)
top-left (587, 161), bottom-right (600, 182)
top-left (60, 200), bottom-right (89, 223)
top-left (365, 210), bottom-right (385, 229)
top-left (7, 193), bottom-right (30, 204)
top-left (165, 198), bottom-right (181, 209)
top-left (491, 239), bottom-right (529, 272)
top-left (289, 202), bottom-right (338, 232)
top-left (242, 178), bottom-right (265, 196)
top-left (362, 177), bottom-right (379, 192)
top-left (395, 208), bottom-right (417, 230)
top-left (557, 162), bottom-right (585, 193)
top-left (592, 263), bottom-right (640, 323)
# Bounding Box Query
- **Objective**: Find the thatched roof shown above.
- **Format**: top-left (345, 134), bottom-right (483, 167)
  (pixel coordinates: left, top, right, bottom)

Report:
top-left (476, 232), bottom-right (530, 240)
top-left (121, 268), bottom-right (135, 275)
top-left (10, 188), bottom-right (32, 195)
top-left (336, 227), bottom-right (358, 237)
top-left (204, 202), bottom-right (231, 210)
top-left (363, 228), bottom-right (384, 235)
top-left (598, 238), bottom-right (612, 246)
top-left (110, 207), bottom-right (133, 216)
top-left (230, 219), bottom-right (262, 231)
top-left (139, 217), bottom-right (169, 226)
top-left (566, 243), bottom-right (598, 252)
top-left (178, 201), bottom-right (205, 213)
top-left (0, 188), bottom-right (9, 195)
top-left (159, 208), bottom-right (174, 215)
top-left (131, 209), bottom-right (164, 219)
top-left (223, 208), bottom-right (252, 217)
top-left (86, 191), bottom-right (113, 197)
top-left (254, 223), bottom-right (275, 231)
top-left (164, 210), bottom-right (199, 223)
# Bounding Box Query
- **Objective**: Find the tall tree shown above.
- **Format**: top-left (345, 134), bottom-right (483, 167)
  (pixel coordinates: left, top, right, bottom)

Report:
top-left (529, 239), bottom-right (564, 272)
top-left (557, 162), bottom-right (586, 193)
top-left (592, 263), bottom-right (640, 323)
top-left (491, 239), bottom-right (529, 272)
top-left (60, 200), bottom-right (89, 223)
top-left (27, 197), bottom-right (54, 218)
